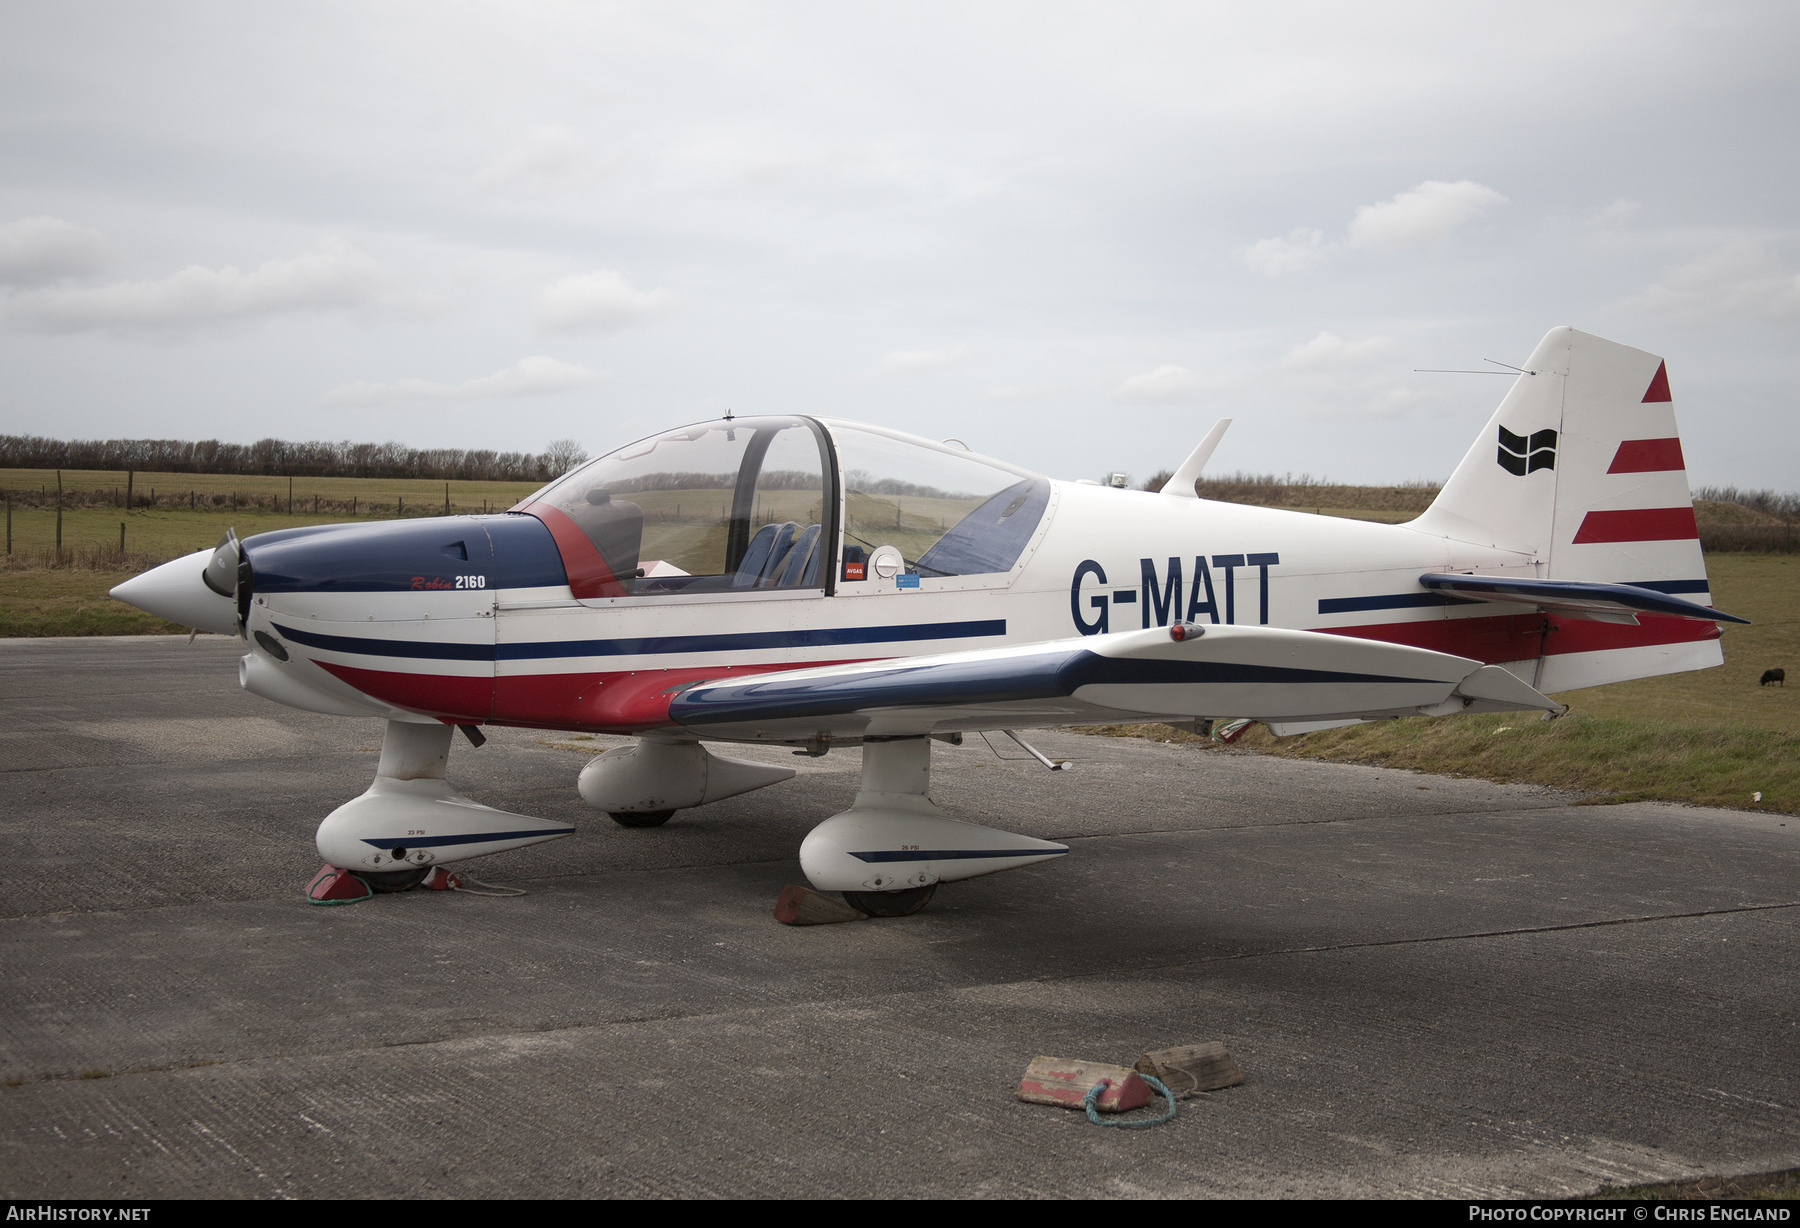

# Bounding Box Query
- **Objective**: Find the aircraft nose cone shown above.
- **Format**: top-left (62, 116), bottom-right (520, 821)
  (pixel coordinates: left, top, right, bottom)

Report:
top-left (110, 548), bottom-right (240, 636)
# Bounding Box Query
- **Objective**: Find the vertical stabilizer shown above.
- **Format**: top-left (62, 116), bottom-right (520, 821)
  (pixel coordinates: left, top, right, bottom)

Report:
top-left (1410, 326), bottom-right (1720, 691)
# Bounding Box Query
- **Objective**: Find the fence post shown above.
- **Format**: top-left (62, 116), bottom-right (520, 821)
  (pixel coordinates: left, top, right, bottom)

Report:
top-left (119, 521), bottom-right (125, 553)
top-left (5, 492), bottom-right (10, 555)
top-left (444, 482), bottom-right (449, 515)
top-left (127, 468), bottom-right (133, 508)
top-left (288, 475), bottom-right (293, 513)
top-left (55, 469), bottom-right (63, 559)
top-left (398, 495), bottom-right (403, 517)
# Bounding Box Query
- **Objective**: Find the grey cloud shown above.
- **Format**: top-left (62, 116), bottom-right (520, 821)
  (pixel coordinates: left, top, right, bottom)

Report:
top-left (323, 356), bottom-right (602, 406)
top-left (3, 238), bottom-right (389, 336)
top-left (1627, 241), bottom-right (1800, 319)
top-left (0, 216), bottom-right (108, 285)
top-left (535, 270), bottom-right (672, 333)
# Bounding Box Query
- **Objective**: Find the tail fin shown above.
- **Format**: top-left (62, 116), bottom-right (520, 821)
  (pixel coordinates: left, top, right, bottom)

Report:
top-left (1412, 326), bottom-right (1719, 690)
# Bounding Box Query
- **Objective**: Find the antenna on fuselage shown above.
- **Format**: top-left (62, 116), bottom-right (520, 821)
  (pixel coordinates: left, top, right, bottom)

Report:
top-left (1160, 418), bottom-right (1233, 499)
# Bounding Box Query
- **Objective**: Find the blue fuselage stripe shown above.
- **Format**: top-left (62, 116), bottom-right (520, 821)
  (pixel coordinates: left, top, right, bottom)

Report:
top-left (1318, 592), bottom-right (1480, 614)
top-left (271, 619), bottom-right (1007, 662)
top-left (498, 619), bottom-right (1008, 660)
top-left (1627, 578), bottom-right (1710, 594)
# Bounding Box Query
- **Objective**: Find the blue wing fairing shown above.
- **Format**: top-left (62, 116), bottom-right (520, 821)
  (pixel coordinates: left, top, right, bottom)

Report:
top-left (669, 645), bottom-right (1440, 726)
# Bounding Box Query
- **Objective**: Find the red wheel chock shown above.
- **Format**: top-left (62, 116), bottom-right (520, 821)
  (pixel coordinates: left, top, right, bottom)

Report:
top-left (304, 864), bottom-right (372, 905)
top-left (421, 867), bottom-right (463, 891)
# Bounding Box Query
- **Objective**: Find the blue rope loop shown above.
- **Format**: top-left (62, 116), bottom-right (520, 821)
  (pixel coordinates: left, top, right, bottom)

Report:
top-left (1084, 1075), bottom-right (1177, 1128)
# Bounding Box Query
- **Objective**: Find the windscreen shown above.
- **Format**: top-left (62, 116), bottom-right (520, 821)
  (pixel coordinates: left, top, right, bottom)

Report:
top-left (524, 417), bottom-right (829, 595)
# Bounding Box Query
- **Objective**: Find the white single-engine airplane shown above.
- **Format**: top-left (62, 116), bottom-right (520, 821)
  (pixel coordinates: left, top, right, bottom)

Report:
top-left (113, 327), bottom-right (1744, 914)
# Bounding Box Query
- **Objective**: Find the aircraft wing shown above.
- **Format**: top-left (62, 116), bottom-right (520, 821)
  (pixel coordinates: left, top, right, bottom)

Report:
top-left (1418, 573), bottom-right (1748, 626)
top-left (667, 623), bottom-right (1557, 742)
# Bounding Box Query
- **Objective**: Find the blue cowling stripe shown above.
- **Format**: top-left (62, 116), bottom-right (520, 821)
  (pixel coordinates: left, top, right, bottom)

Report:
top-left (851, 847), bottom-right (1068, 863)
top-left (270, 619), bottom-right (1007, 662)
top-left (274, 622), bottom-right (496, 660)
top-left (668, 647), bottom-right (1442, 726)
top-left (362, 827), bottom-right (573, 850)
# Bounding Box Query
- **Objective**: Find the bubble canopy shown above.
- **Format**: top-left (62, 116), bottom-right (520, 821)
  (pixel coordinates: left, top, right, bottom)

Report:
top-left (516, 416), bottom-right (1048, 599)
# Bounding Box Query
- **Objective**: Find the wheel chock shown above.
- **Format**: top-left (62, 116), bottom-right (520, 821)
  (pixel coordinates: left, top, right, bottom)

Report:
top-left (1134, 1042), bottom-right (1242, 1094)
top-left (421, 867), bottom-right (464, 891)
top-left (1016, 1057), bottom-right (1151, 1113)
top-left (304, 864), bottom-right (371, 905)
top-left (773, 884), bottom-right (866, 926)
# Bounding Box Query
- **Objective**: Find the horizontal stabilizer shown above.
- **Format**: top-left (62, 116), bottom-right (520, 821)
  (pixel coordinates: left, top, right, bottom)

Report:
top-left (1418, 573), bottom-right (1747, 625)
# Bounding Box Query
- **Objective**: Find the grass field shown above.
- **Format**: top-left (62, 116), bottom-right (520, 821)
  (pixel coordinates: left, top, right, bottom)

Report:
top-left (1084, 553), bottom-right (1798, 815)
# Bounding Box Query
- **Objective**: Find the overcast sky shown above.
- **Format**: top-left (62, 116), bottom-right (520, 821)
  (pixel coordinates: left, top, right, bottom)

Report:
top-left (1, 2), bottom-right (1796, 486)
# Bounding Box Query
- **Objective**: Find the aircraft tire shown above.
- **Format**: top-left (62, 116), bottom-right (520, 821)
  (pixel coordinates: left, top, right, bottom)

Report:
top-left (608, 810), bottom-right (676, 828)
top-left (841, 884), bottom-right (937, 917)
top-left (361, 867), bottom-right (430, 893)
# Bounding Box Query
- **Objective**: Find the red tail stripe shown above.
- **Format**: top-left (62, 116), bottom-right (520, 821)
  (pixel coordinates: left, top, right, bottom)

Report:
top-left (1607, 438), bottom-right (1685, 473)
top-left (1571, 507), bottom-right (1698, 544)
top-left (1641, 360), bottom-right (1672, 403)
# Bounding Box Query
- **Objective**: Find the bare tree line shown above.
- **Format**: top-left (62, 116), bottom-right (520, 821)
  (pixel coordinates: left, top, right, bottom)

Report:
top-left (0, 434), bottom-right (590, 482)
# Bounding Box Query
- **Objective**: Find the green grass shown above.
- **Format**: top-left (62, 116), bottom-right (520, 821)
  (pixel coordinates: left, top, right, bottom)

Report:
top-left (0, 564), bottom-right (191, 636)
top-left (3, 504), bottom-right (369, 560)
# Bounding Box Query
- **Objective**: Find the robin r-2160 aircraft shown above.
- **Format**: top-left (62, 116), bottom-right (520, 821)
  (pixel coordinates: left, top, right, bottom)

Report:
top-left (113, 326), bottom-right (1745, 915)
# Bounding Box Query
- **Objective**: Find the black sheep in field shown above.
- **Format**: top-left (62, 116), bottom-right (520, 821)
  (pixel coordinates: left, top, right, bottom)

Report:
top-left (1761, 668), bottom-right (1786, 687)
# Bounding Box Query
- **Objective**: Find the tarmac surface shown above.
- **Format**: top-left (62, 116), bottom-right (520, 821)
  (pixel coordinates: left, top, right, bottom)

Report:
top-left (2, 635), bottom-right (1797, 1199)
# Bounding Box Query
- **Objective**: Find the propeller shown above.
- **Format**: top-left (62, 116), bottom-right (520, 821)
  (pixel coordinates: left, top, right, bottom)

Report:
top-left (199, 528), bottom-right (251, 637)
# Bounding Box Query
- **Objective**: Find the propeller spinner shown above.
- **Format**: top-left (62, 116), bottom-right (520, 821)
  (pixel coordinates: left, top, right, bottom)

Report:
top-left (109, 527), bottom-right (246, 637)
